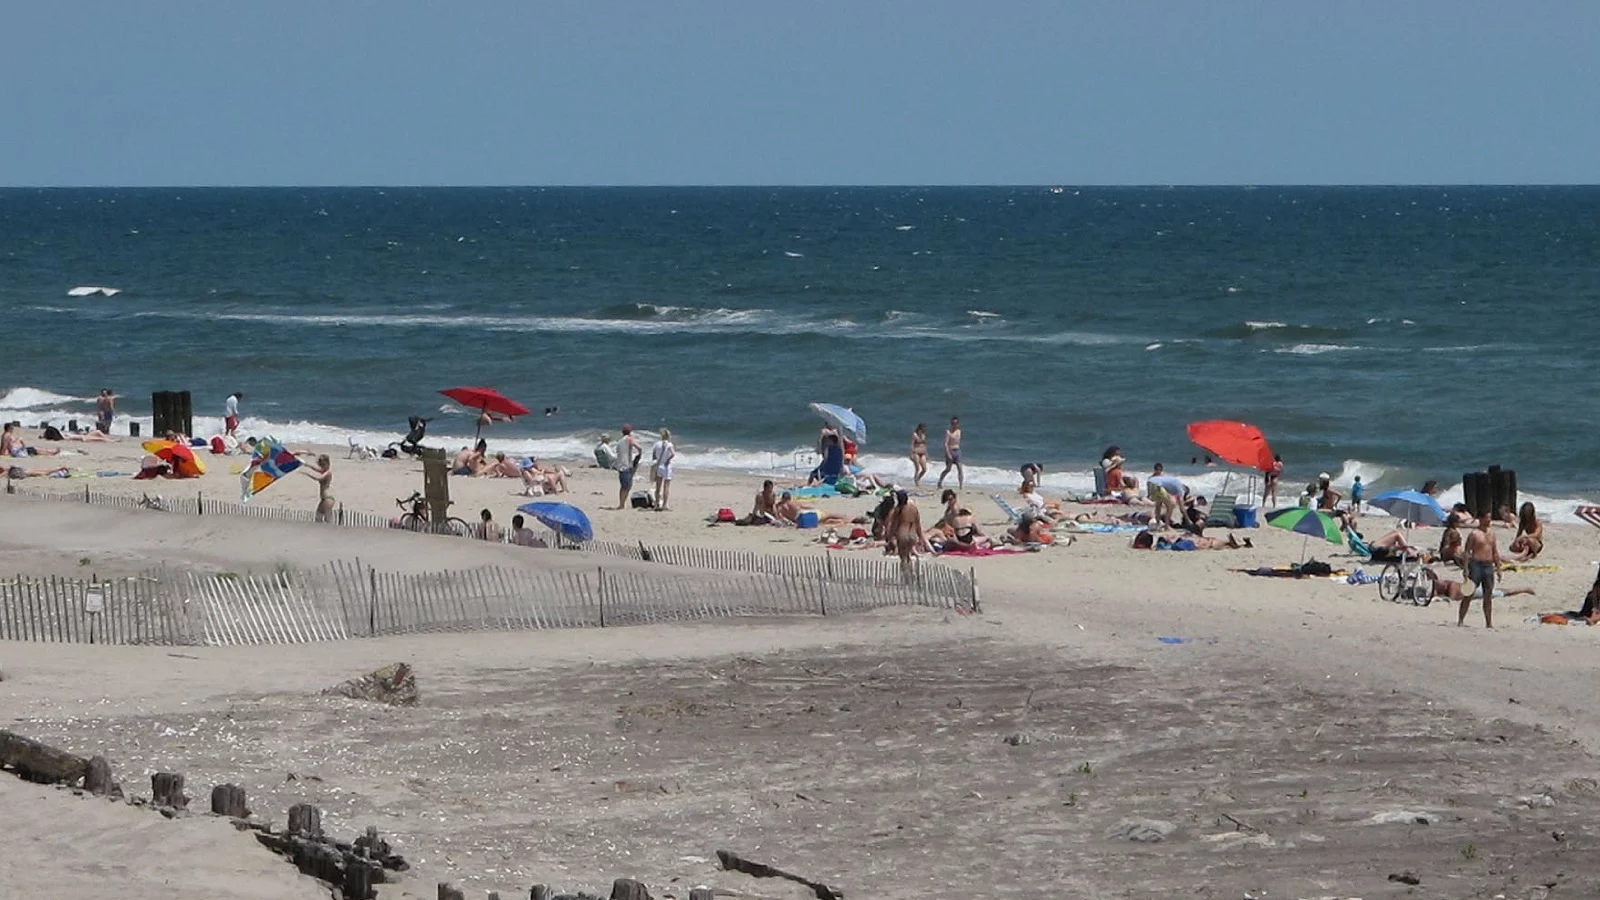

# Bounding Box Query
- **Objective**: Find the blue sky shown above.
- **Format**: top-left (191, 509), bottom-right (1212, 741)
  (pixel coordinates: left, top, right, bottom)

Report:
top-left (3, 1), bottom-right (1596, 185)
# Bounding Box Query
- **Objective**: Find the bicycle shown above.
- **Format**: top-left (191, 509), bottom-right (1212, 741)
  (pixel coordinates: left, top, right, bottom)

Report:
top-left (394, 492), bottom-right (471, 537)
top-left (1377, 553), bottom-right (1437, 606)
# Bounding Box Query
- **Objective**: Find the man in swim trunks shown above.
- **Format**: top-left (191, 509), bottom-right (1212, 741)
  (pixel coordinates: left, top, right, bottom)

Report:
top-left (224, 392), bottom-right (243, 437)
top-left (1461, 511), bottom-right (1501, 627)
top-left (96, 388), bottom-right (115, 434)
top-left (614, 423), bottom-right (641, 509)
top-left (938, 416), bottom-right (964, 490)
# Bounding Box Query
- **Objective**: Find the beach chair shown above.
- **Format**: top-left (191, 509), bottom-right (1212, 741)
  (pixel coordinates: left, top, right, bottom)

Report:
top-left (808, 444), bottom-right (845, 485)
top-left (1346, 529), bottom-right (1374, 559)
top-left (1093, 467), bottom-right (1108, 498)
top-left (991, 493), bottom-right (1025, 524)
top-left (1578, 505), bottom-right (1600, 530)
top-left (1205, 493), bottom-right (1237, 528)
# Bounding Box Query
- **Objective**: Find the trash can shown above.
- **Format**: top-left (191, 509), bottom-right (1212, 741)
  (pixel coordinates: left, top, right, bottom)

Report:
top-left (1233, 506), bottom-right (1259, 528)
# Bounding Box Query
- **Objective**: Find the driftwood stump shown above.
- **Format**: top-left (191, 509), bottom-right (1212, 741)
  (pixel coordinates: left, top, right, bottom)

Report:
top-left (437, 884), bottom-right (466, 900)
top-left (211, 783), bottom-right (248, 817)
top-left (83, 755), bottom-right (115, 795)
top-left (611, 879), bottom-right (652, 900)
top-left (287, 803), bottom-right (323, 837)
top-left (689, 890), bottom-right (715, 900)
top-left (343, 857), bottom-right (376, 900)
top-left (0, 730), bottom-right (88, 784)
top-left (531, 886), bottom-right (552, 900)
top-left (717, 850), bottom-right (843, 900)
top-left (151, 772), bottom-right (188, 809)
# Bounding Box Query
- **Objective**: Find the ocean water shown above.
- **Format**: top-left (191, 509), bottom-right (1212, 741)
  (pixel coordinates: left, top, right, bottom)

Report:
top-left (3, 186), bottom-right (1597, 518)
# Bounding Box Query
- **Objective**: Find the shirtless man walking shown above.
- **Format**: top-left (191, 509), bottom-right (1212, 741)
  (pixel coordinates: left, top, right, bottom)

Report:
top-left (1460, 510), bottom-right (1502, 627)
top-left (95, 388), bottom-right (115, 434)
top-left (937, 416), bottom-right (964, 490)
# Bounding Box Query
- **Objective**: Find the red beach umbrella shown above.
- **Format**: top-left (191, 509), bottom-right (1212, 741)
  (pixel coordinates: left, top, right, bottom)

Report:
top-left (1186, 420), bottom-right (1275, 472)
top-left (440, 386), bottom-right (531, 438)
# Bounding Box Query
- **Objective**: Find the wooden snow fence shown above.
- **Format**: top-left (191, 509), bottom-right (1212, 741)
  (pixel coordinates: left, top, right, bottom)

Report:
top-left (0, 554), bottom-right (968, 648)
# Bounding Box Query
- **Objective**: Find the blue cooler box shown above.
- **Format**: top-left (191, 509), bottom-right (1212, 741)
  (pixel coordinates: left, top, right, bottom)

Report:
top-left (796, 510), bottom-right (820, 528)
top-left (1233, 506), bottom-right (1259, 528)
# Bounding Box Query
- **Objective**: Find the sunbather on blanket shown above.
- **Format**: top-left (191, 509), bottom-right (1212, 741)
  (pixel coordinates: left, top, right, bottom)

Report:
top-left (1006, 511), bottom-right (1055, 546)
top-left (1426, 567), bottom-right (1535, 626)
top-left (7, 464), bottom-right (70, 479)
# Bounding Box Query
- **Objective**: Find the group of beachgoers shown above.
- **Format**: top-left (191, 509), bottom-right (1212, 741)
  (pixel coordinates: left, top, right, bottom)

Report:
top-left (593, 425), bottom-right (676, 511)
top-left (450, 438), bottom-right (570, 496)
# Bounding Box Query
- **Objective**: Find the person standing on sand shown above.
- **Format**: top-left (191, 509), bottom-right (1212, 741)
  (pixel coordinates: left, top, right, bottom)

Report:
top-left (300, 454), bottom-right (334, 523)
top-left (1460, 511), bottom-right (1502, 627)
top-left (1264, 454), bottom-right (1283, 508)
top-left (910, 423), bottom-right (929, 487)
top-left (614, 424), bottom-right (642, 509)
top-left (888, 489), bottom-right (931, 584)
top-left (938, 417), bottom-right (964, 489)
top-left (651, 428), bottom-right (676, 511)
top-left (96, 388), bottom-right (115, 435)
top-left (224, 392), bottom-right (244, 438)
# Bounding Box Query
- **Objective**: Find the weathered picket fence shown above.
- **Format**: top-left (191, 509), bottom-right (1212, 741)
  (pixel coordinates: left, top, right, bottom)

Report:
top-left (4, 483), bottom-right (978, 606)
top-left (1, 555), bottom-right (970, 647)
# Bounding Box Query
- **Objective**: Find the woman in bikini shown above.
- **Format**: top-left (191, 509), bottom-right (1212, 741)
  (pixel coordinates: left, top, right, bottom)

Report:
top-left (888, 490), bottom-right (931, 582)
top-left (301, 454), bottom-right (335, 522)
top-left (1509, 502), bottom-right (1544, 562)
top-left (910, 424), bottom-right (929, 487)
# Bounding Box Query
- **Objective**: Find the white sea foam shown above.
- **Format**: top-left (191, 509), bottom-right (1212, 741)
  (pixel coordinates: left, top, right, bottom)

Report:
top-left (67, 286), bottom-right (120, 297)
top-left (0, 387), bottom-right (92, 410)
top-left (966, 310), bottom-right (1001, 319)
top-left (1277, 343), bottom-right (1357, 355)
top-left (783, 251), bottom-right (804, 258)
top-left (894, 224), bottom-right (916, 231)
top-left (1244, 320), bottom-right (1287, 330)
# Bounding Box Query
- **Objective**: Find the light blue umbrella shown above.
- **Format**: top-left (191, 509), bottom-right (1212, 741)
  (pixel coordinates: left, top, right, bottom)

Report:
top-left (517, 501), bottom-right (593, 542)
top-left (1369, 489), bottom-right (1446, 526)
top-left (809, 402), bottom-right (867, 444)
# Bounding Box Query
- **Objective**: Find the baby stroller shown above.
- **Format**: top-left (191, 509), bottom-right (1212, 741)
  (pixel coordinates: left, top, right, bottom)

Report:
top-left (390, 416), bottom-right (430, 457)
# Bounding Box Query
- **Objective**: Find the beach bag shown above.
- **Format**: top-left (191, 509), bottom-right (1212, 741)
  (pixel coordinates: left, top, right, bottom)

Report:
top-left (715, 507), bottom-right (736, 523)
top-left (594, 443), bottom-right (617, 469)
top-left (1298, 559), bottom-right (1334, 577)
top-left (41, 425), bottom-right (63, 441)
top-left (631, 492), bottom-right (655, 509)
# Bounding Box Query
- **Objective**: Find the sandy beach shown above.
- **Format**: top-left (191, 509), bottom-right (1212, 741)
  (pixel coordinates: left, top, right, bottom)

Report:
top-left (5, 433), bottom-right (1600, 898)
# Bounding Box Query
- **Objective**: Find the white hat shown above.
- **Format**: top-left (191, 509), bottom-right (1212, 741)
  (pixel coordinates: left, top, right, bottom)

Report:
top-left (1318, 472), bottom-right (1331, 481)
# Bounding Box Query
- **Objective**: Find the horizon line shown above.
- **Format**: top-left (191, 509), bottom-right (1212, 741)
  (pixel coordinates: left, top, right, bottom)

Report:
top-left (3, 182), bottom-right (1599, 190)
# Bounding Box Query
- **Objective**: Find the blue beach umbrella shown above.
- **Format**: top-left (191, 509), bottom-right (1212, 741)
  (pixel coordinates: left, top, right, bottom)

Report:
top-left (809, 402), bottom-right (867, 444)
top-left (517, 501), bottom-right (594, 543)
top-left (1369, 489), bottom-right (1447, 526)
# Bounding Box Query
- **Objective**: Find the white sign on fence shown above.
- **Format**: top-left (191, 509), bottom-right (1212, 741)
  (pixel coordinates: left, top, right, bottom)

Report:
top-left (84, 588), bottom-right (104, 614)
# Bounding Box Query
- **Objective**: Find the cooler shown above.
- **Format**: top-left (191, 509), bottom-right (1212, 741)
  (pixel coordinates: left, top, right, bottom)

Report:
top-left (1233, 506), bottom-right (1259, 528)
top-left (796, 510), bottom-right (820, 529)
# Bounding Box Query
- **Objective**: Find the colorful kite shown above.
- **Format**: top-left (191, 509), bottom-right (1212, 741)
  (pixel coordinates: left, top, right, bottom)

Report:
top-left (241, 438), bottom-right (301, 502)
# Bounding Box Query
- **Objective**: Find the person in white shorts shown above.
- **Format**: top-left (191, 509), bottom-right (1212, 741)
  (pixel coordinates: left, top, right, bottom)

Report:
top-left (651, 428), bottom-right (676, 511)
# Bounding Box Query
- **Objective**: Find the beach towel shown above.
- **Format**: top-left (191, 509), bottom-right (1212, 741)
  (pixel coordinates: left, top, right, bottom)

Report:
top-left (241, 438), bottom-right (301, 502)
top-left (792, 485), bottom-right (842, 499)
top-left (1064, 522), bottom-right (1145, 534)
top-left (1502, 563), bottom-right (1560, 574)
top-left (1534, 611), bottom-right (1587, 625)
top-left (1237, 565), bottom-right (1350, 579)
